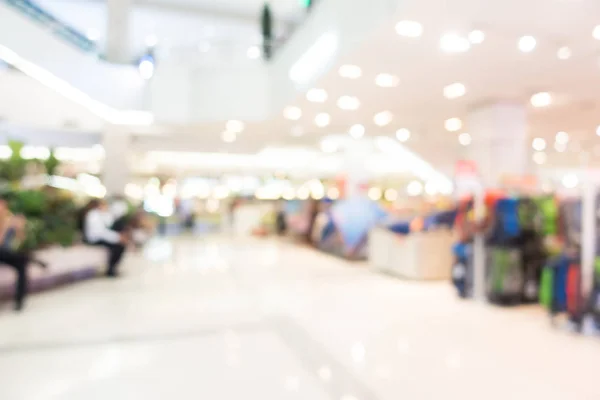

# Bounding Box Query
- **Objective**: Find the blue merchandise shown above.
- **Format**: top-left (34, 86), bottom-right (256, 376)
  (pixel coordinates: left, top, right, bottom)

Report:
top-left (424, 209), bottom-right (457, 231)
top-left (487, 198), bottom-right (521, 244)
top-left (549, 254), bottom-right (571, 312)
top-left (452, 243), bottom-right (472, 298)
top-left (387, 221), bottom-right (411, 235)
top-left (330, 197), bottom-right (387, 252)
top-left (320, 216), bottom-right (336, 243)
top-left (496, 198), bottom-right (521, 238)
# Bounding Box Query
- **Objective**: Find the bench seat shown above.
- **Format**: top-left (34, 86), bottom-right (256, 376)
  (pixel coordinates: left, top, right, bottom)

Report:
top-left (0, 245), bottom-right (106, 300)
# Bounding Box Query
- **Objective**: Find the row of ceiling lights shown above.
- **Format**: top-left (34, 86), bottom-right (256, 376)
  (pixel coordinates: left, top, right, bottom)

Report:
top-left (395, 19), bottom-right (600, 60)
top-left (224, 19), bottom-right (597, 147)
top-left (281, 20), bottom-right (484, 144)
top-left (531, 130), bottom-right (600, 166)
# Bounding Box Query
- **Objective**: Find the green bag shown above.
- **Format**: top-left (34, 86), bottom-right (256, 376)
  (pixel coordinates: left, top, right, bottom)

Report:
top-left (537, 197), bottom-right (558, 236)
top-left (539, 267), bottom-right (554, 309)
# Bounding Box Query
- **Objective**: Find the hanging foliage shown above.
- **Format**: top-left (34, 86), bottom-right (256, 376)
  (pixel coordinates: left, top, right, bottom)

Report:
top-left (261, 3), bottom-right (273, 60)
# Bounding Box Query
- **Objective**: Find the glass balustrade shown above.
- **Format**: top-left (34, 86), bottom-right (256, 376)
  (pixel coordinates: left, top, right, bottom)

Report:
top-left (3, 0), bottom-right (97, 54)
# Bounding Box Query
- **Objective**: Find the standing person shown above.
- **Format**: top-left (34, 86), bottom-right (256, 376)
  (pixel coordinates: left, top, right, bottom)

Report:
top-left (83, 199), bottom-right (128, 278)
top-left (275, 201), bottom-right (287, 236)
top-left (305, 199), bottom-right (320, 245)
top-left (228, 197), bottom-right (239, 234)
top-left (0, 199), bottom-right (45, 311)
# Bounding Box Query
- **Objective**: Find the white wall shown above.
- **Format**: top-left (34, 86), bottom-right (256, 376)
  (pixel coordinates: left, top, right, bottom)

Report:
top-left (268, 0), bottom-right (400, 108)
top-left (0, 125), bottom-right (99, 147)
top-left (1, 0), bottom-right (399, 124)
top-left (0, 70), bottom-right (103, 131)
top-left (0, 2), bottom-right (146, 110)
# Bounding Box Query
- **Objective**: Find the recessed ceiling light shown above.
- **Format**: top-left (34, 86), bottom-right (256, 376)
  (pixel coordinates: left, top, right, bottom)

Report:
top-left (339, 64), bottom-right (362, 79)
top-left (384, 189), bottom-right (398, 202)
top-left (374, 111), bottom-right (393, 126)
top-left (533, 152), bottom-right (547, 165)
top-left (445, 117), bottom-right (462, 132)
top-left (86, 29), bottom-right (100, 41)
top-left (283, 106), bottom-right (302, 120)
top-left (596, 125), bottom-right (600, 136)
top-left (368, 187), bottom-right (382, 201)
top-left (425, 182), bottom-right (439, 196)
top-left (530, 92), bottom-right (552, 107)
top-left (468, 30), bottom-right (485, 44)
top-left (246, 46), bottom-right (260, 59)
top-left (518, 36), bottom-right (537, 52)
top-left (375, 73), bottom-right (399, 87)
top-left (315, 113), bottom-right (331, 127)
top-left (407, 181), bottom-right (423, 196)
top-left (138, 58), bottom-right (155, 80)
top-left (349, 124), bottom-right (365, 139)
top-left (440, 33), bottom-right (471, 53)
top-left (306, 88), bottom-right (328, 103)
top-left (320, 138), bottom-right (338, 153)
top-left (396, 128), bottom-right (410, 142)
top-left (532, 137), bottom-right (546, 151)
top-left (226, 120), bottom-right (244, 133)
top-left (337, 96), bottom-right (360, 110)
top-left (458, 132), bottom-right (471, 146)
top-left (557, 46), bottom-right (571, 60)
top-left (222, 131), bottom-right (236, 143)
top-left (444, 82), bottom-right (466, 99)
top-left (562, 174), bottom-right (579, 189)
top-left (395, 20), bottom-right (423, 38)
top-left (555, 131), bottom-right (569, 144)
top-left (593, 25), bottom-right (600, 40)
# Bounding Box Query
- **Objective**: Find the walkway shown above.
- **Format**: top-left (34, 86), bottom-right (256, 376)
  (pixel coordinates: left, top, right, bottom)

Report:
top-left (0, 236), bottom-right (598, 399)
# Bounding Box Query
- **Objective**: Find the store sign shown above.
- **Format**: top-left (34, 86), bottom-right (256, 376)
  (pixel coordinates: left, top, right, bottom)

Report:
top-left (500, 174), bottom-right (538, 193)
top-left (454, 160), bottom-right (481, 197)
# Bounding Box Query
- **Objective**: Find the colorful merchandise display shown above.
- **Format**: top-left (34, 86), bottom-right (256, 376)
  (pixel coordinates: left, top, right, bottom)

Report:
top-left (452, 194), bottom-right (553, 304)
top-left (540, 194), bottom-right (600, 331)
top-left (307, 197), bottom-right (387, 260)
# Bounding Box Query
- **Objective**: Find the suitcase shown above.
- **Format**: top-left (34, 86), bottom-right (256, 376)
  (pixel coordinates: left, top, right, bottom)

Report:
top-left (486, 247), bottom-right (523, 305)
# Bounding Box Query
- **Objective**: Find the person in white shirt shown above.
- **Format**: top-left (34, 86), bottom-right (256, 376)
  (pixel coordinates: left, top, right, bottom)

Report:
top-left (83, 199), bottom-right (127, 277)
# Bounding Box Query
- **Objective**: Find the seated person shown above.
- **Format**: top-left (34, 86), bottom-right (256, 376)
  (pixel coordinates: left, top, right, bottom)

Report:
top-left (83, 199), bottom-right (127, 278)
top-left (0, 199), bottom-right (45, 311)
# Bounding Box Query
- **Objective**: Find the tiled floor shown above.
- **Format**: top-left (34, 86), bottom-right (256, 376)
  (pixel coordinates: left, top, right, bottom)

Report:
top-left (0, 236), bottom-right (599, 399)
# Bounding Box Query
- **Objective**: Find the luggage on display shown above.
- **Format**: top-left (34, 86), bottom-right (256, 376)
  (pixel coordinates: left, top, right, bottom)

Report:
top-left (486, 247), bottom-right (524, 304)
top-left (452, 242), bottom-right (472, 298)
top-left (452, 194), bottom-right (551, 305)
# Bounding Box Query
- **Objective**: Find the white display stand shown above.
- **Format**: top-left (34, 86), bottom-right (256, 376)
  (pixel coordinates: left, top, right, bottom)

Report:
top-left (369, 227), bottom-right (454, 280)
top-left (230, 203), bottom-right (274, 235)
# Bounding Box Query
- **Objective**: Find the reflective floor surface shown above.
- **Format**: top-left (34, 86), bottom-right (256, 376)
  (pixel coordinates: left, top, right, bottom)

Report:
top-left (0, 236), bottom-right (599, 399)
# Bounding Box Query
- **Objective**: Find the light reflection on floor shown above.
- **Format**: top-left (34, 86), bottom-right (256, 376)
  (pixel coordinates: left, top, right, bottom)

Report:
top-left (0, 235), bottom-right (599, 399)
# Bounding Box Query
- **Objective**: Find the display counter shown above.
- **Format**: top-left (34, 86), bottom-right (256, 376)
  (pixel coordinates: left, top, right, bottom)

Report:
top-left (369, 227), bottom-right (454, 280)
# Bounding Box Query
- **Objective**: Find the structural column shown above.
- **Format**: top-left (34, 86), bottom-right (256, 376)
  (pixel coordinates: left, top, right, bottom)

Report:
top-left (102, 127), bottom-right (132, 196)
top-left (463, 102), bottom-right (530, 302)
top-left (464, 102), bottom-right (529, 188)
top-left (105, 0), bottom-right (132, 64)
top-left (341, 138), bottom-right (371, 198)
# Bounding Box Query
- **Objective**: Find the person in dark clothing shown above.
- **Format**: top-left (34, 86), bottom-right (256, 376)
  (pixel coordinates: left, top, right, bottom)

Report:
top-left (305, 199), bottom-right (320, 245)
top-left (0, 200), bottom-right (46, 311)
top-left (82, 199), bottom-right (128, 277)
top-left (275, 201), bottom-right (287, 236)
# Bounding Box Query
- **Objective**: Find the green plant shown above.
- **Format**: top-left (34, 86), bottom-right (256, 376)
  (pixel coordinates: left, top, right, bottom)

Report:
top-left (44, 148), bottom-right (60, 176)
top-left (0, 140), bottom-right (28, 184)
top-left (261, 3), bottom-right (273, 60)
top-left (3, 186), bottom-right (78, 251)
